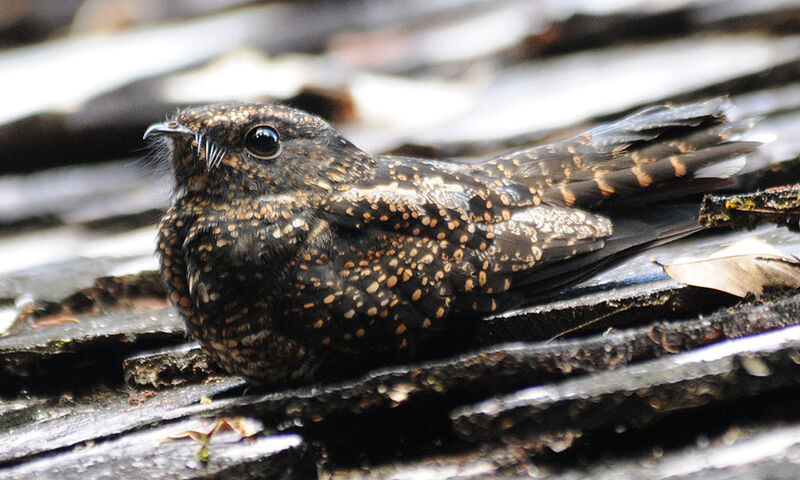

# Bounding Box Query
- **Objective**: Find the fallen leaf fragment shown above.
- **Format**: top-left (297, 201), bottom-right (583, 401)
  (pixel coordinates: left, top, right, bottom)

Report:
top-left (167, 416), bottom-right (264, 443)
top-left (163, 417), bottom-right (264, 463)
top-left (660, 238), bottom-right (800, 297)
top-left (32, 315), bottom-right (81, 328)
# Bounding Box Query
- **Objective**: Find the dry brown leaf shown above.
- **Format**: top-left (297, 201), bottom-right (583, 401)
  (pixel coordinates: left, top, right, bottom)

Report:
top-left (660, 238), bottom-right (800, 297)
top-left (165, 417), bottom-right (264, 443)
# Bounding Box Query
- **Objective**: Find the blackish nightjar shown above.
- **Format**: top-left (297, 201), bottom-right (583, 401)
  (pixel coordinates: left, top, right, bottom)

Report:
top-left (146, 98), bottom-right (757, 388)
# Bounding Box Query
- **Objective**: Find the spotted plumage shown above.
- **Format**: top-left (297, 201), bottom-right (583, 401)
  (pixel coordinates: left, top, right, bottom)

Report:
top-left (147, 98), bottom-right (757, 387)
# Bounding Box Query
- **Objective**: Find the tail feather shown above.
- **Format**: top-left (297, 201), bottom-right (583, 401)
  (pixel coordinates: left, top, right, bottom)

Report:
top-left (578, 97), bottom-right (731, 148)
top-left (563, 118), bottom-right (756, 183)
top-left (472, 97), bottom-right (758, 211)
top-left (541, 141), bottom-right (759, 209)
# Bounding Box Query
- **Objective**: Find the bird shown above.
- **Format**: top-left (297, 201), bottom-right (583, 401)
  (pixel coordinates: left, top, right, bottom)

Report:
top-left (145, 98), bottom-right (757, 388)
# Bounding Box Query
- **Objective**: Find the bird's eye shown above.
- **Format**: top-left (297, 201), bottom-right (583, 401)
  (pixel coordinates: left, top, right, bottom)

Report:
top-left (244, 125), bottom-right (281, 159)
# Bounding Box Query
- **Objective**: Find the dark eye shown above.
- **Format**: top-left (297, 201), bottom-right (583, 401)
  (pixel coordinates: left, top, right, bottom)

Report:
top-left (244, 125), bottom-right (281, 159)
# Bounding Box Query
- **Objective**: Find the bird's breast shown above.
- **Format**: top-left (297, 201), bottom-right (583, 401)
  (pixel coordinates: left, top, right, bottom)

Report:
top-left (183, 193), bottom-right (318, 270)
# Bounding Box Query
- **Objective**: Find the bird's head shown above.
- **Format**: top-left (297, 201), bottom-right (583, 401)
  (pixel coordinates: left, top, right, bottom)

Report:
top-left (144, 102), bottom-right (374, 196)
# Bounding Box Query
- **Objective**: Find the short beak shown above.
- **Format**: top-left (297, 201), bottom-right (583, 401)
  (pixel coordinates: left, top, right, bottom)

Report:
top-left (143, 121), bottom-right (194, 140)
